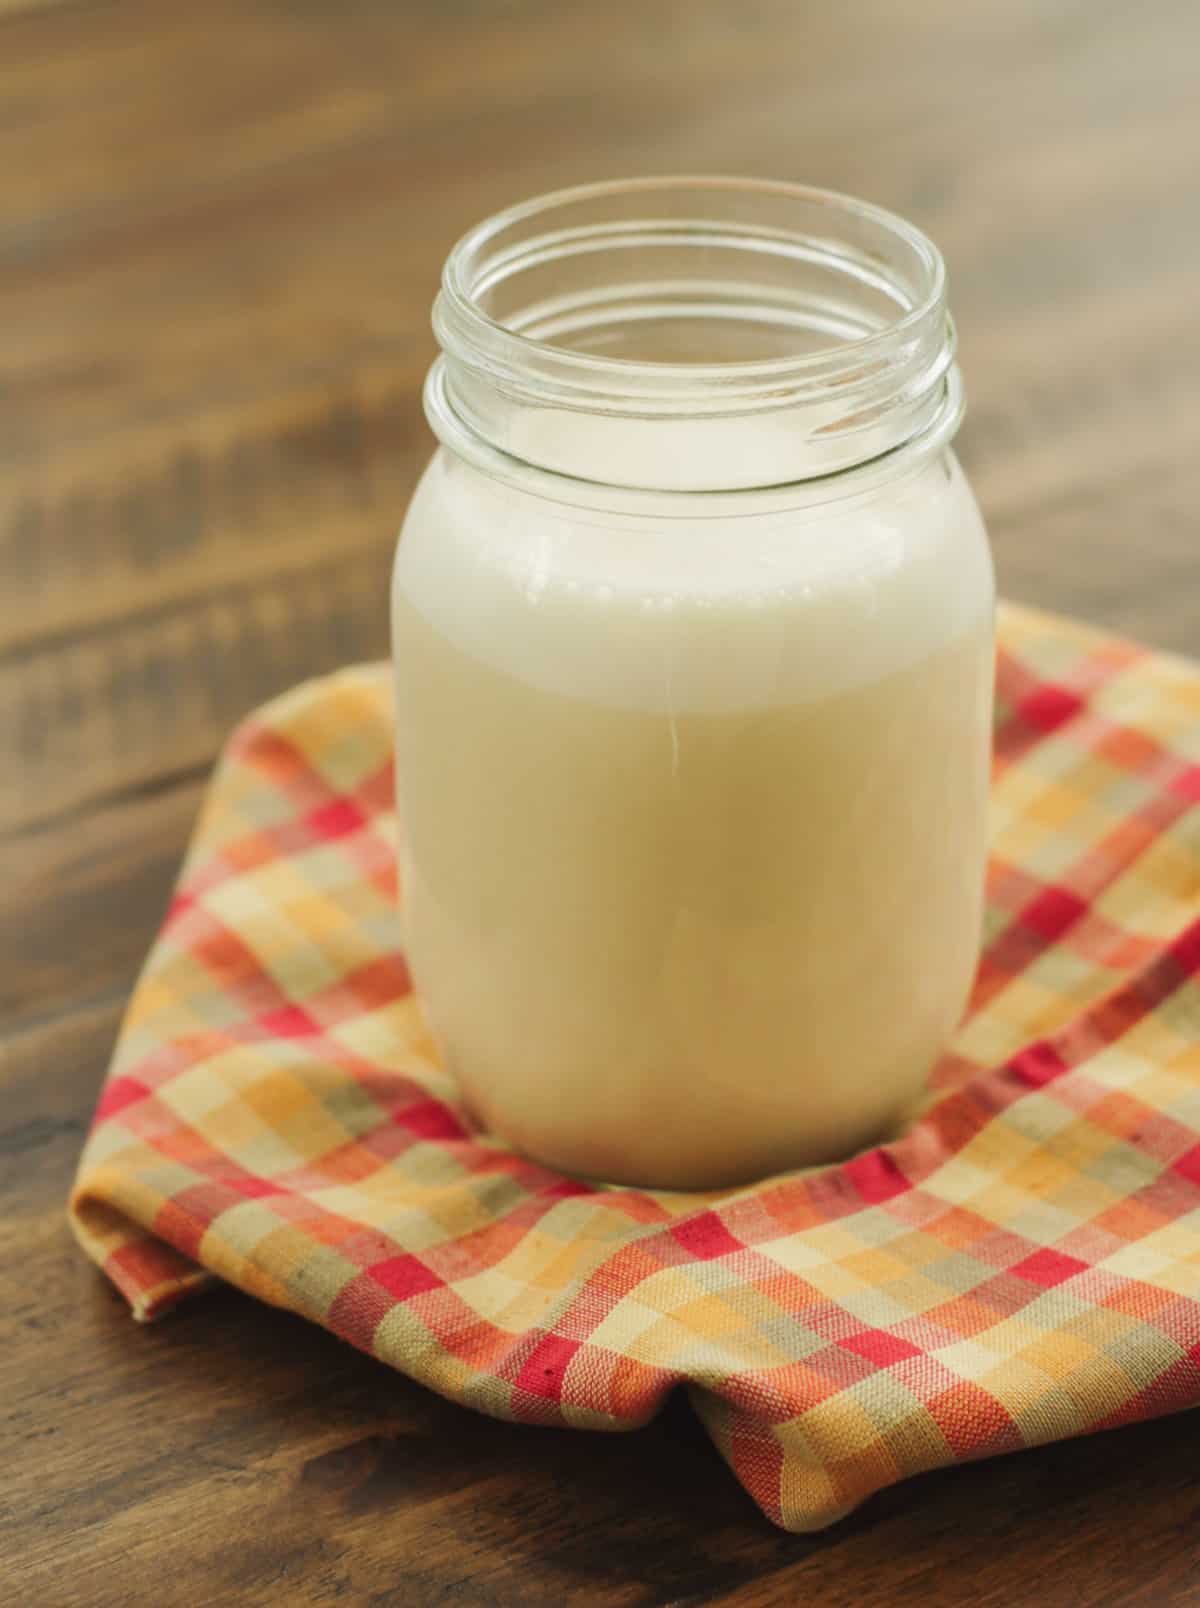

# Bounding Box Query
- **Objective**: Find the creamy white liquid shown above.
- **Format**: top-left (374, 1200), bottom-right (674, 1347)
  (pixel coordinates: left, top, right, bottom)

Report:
top-left (392, 448), bottom-right (994, 1187)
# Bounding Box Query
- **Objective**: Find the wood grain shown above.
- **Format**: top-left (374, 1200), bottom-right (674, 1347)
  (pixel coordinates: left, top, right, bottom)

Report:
top-left (2, 1), bottom-right (1199, 1603)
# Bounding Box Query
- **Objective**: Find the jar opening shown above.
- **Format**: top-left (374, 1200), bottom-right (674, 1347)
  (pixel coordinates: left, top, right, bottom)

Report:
top-left (431, 177), bottom-right (961, 492)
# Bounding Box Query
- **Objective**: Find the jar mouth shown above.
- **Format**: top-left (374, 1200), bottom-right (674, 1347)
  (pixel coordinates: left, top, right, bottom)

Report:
top-left (432, 177), bottom-right (960, 491)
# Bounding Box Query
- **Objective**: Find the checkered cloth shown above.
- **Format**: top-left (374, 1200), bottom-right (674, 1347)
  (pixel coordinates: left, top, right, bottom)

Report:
top-left (70, 602), bottom-right (1200, 1532)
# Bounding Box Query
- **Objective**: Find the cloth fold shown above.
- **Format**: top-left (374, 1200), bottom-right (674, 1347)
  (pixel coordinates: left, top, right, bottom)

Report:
top-left (71, 602), bottom-right (1200, 1532)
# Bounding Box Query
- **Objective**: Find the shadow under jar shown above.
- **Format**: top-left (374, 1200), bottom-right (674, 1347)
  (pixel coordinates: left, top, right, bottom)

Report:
top-left (392, 178), bottom-right (995, 1190)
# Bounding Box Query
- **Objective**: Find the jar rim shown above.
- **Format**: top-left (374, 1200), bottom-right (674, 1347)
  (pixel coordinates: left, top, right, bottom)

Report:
top-left (439, 177), bottom-right (945, 387)
top-left (431, 176), bottom-right (960, 490)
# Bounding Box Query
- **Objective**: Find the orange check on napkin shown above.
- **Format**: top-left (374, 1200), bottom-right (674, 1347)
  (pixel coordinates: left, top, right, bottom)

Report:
top-left (71, 602), bottom-right (1200, 1532)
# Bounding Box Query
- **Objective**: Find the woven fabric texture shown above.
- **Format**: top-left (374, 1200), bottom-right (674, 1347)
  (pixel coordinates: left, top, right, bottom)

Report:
top-left (71, 602), bottom-right (1200, 1531)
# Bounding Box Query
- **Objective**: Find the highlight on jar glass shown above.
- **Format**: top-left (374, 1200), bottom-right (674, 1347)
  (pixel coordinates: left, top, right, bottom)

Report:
top-left (392, 177), bottom-right (995, 1191)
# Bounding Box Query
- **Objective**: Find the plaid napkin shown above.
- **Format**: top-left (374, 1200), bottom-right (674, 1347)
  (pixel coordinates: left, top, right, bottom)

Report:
top-left (70, 602), bottom-right (1200, 1532)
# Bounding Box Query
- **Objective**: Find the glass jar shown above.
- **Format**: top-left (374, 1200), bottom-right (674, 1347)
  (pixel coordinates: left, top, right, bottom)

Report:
top-left (392, 178), bottom-right (994, 1190)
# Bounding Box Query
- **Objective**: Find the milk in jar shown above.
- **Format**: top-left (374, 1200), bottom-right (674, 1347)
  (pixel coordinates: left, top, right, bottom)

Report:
top-left (392, 179), bottom-right (995, 1188)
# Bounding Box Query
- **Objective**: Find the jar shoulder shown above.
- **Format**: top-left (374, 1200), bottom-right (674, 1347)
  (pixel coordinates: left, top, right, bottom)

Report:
top-left (396, 447), bottom-right (992, 603)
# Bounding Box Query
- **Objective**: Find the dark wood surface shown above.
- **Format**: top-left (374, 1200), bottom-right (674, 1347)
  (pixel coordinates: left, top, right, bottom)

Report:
top-left (2, 2), bottom-right (1199, 1603)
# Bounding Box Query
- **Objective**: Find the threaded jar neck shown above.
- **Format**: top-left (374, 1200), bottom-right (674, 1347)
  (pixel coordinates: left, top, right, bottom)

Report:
top-left (430, 176), bottom-right (961, 494)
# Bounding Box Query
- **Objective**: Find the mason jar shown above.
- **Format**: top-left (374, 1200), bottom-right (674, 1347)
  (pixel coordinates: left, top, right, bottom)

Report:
top-left (392, 178), bottom-right (994, 1190)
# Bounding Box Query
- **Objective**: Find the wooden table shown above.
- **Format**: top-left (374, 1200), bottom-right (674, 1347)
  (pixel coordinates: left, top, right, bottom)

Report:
top-left (3, 2), bottom-right (1198, 1603)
